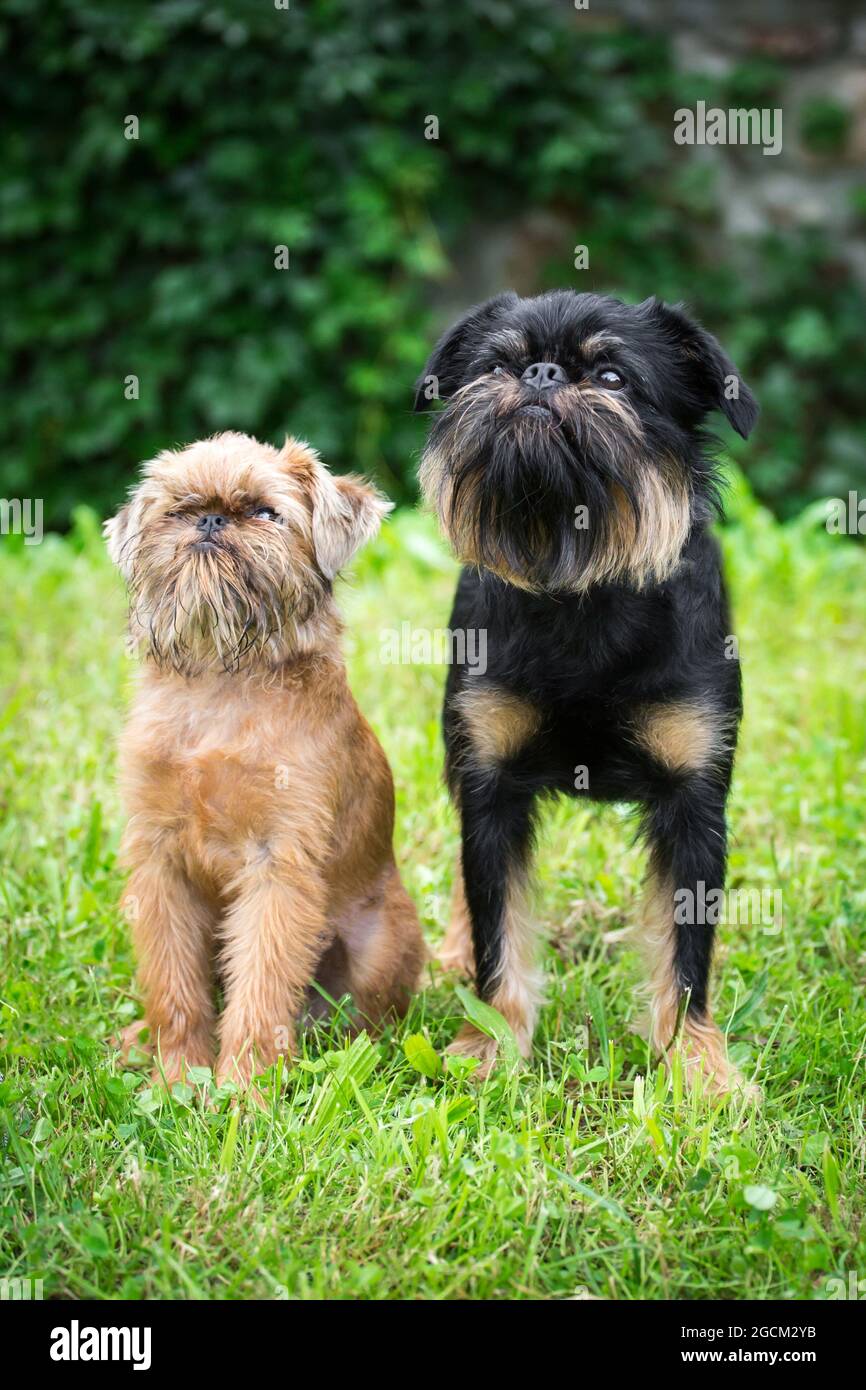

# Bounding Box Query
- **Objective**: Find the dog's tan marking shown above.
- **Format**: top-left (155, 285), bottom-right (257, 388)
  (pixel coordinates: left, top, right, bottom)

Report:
top-left (637, 865), bottom-right (755, 1097)
top-left (600, 467), bottom-right (691, 588)
top-left (577, 385), bottom-right (643, 436)
top-left (566, 395), bottom-right (691, 592)
top-left (419, 374), bottom-right (520, 542)
top-left (579, 332), bottom-right (625, 358)
top-left (633, 466), bottom-right (692, 583)
top-left (634, 700), bottom-right (731, 775)
top-left (455, 684), bottom-right (541, 767)
top-left (488, 328), bottom-right (529, 360)
top-left (438, 851), bottom-right (475, 977)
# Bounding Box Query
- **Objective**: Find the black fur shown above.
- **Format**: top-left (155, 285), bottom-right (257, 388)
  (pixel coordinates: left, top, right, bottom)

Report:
top-left (417, 289), bottom-right (757, 1050)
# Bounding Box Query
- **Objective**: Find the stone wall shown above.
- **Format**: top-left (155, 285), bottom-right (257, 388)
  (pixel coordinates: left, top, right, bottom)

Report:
top-left (439, 0), bottom-right (866, 310)
top-left (653, 0), bottom-right (866, 277)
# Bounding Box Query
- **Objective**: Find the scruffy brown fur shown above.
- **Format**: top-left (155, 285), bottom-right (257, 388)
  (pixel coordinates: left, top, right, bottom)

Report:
top-left (106, 432), bottom-right (425, 1090)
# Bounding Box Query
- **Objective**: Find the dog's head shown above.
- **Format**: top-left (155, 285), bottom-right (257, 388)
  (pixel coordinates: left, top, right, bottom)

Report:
top-left (105, 432), bottom-right (389, 674)
top-left (416, 290), bottom-right (758, 592)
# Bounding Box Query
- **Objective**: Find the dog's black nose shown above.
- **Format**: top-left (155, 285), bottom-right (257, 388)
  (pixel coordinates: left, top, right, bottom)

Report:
top-left (196, 513), bottom-right (228, 538)
top-left (521, 362), bottom-right (568, 390)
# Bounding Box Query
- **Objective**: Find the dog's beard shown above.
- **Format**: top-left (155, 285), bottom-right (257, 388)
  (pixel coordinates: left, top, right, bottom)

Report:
top-left (420, 374), bottom-right (693, 593)
top-left (127, 530), bottom-right (322, 676)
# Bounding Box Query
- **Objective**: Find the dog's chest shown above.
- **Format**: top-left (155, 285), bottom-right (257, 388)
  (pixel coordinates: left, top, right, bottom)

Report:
top-left (125, 685), bottom-right (311, 841)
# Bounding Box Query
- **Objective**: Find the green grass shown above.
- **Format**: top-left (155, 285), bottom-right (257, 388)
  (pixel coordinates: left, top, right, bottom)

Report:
top-left (1, 477), bottom-right (865, 1300)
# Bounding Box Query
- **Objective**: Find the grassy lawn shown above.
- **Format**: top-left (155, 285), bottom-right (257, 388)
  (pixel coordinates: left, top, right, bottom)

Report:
top-left (1, 475), bottom-right (864, 1301)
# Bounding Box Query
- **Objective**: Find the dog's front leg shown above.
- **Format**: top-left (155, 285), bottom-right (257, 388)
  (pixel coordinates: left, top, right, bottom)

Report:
top-left (122, 855), bottom-right (216, 1084)
top-left (216, 855), bottom-right (327, 1089)
top-left (640, 781), bottom-right (756, 1097)
top-left (450, 773), bottom-right (541, 1074)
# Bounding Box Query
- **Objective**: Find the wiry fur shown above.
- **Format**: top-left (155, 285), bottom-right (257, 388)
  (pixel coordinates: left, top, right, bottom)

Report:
top-left (106, 433), bottom-right (381, 676)
top-left (108, 432), bottom-right (425, 1091)
top-left (420, 371), bottom-right (693, 593)
top-left (416, 290), bottom-right (759, 1096)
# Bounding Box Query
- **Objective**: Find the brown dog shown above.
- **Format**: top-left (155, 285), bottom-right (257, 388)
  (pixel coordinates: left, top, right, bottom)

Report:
top-left (105, 431), bottom-right (425, 1089)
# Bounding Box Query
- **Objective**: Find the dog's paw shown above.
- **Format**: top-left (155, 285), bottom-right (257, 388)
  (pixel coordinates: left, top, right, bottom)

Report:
top-left (149, 1037), bottom-right (214, 1089)
top-left (214, 1056), bottom-right (274, 1111)
top-left (114, 1018), bottom-right (152, 1063)
top-left (446, 1023), bottom-right (501, 1079)
top-left (648, 1008), bottom-right (761, 1104)
top-left (667, 1039), bottom-right (761, 1104)
top-left (150, 1055), bottom-right (183, 1088)
top-left (436, 938), bottom-right (476, 979)
top-left (216, 1046), bottom-right (281, 1089)
top-left (703, 1059), bottom-right (762, 1104)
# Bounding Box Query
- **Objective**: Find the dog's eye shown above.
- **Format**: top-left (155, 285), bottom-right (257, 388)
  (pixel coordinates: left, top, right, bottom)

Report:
top-left (492, 365), bottom-right (506, 376)
top-left (597, 369), bottom-right (625, 390)
top-left (251, 506), bottom-right (279, 521)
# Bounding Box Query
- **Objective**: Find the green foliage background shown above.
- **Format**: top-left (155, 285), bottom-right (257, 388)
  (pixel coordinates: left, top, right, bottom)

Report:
top-left (3, 0), bottom-right (865, 526)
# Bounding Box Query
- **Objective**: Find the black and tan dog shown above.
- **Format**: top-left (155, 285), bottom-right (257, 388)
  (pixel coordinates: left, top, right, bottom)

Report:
top-left (416, 290), bottom-right (758, 1093)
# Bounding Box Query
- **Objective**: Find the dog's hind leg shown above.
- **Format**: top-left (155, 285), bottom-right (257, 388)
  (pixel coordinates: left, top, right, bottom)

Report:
top-left (305, 934), bottom-right (351, 1025)
top-left (340, 863), bottom-right (427, 1027)
top-left (449, 772), bottom-right (541, 1075)
top-left (639, 779), bottom-right (756, 1098)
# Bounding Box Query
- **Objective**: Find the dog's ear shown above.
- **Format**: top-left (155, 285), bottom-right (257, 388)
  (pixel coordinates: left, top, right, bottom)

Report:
top-left (309, 460), bottom-right (392, 579)
top-left (639, 298), bottom-right (759, 439)
top-left (104, 496), bottom-right (142, 580)
top-left (413, 291), bottom-right (520, 411)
